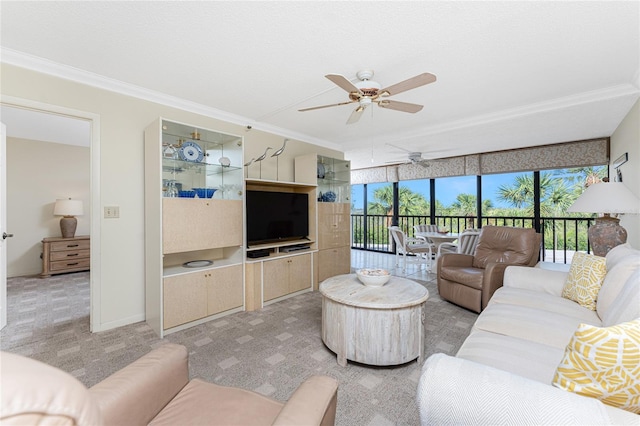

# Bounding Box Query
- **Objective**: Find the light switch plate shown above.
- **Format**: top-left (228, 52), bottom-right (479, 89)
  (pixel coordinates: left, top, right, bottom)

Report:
top-left (104, 206), bottom-right (119, 218)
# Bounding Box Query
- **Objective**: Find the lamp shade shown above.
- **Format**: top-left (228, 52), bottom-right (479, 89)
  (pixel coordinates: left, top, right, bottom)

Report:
top-left (54, 199), bottom-right (84, 216)
top-left (567, 182), bottom-right (640, 214)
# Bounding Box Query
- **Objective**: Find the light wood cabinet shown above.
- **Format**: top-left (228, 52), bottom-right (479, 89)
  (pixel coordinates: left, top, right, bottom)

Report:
top-left (263, 253), bottom-right (312, 302)
top-left (318, 245), bottom-right (351, 283)
top-left (163, 272), bottom-right (208, 329)
top-left (162, 198), bottom-right (242, 253)
top-left (207, 264), bottom-right (244, 315)
top-left (315, 158), bottom-right (351, 284)
top-left (40, 236), bottom-right (90, 277)
top-left (318, 203), bottom-right (350, 248)
top-left (145, 118), bottom-right (244, 337)
top-left (244, 178), bottom-right (317, 309)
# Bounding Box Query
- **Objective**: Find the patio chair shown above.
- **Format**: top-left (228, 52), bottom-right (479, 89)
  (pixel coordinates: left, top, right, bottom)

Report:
top-left (413, 224), bottom-right (438, 252)
top-left (389, 226), bottom-right (433, 272)
top-left (437, 230), bottom-right (481, 257)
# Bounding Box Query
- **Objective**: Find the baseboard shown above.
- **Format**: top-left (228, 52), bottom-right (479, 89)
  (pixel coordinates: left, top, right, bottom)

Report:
top-left (92, 313), bottom-right (145, 333)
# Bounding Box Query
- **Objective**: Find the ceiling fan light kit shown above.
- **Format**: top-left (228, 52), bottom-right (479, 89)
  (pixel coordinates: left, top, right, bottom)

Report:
top-left (299, 69), bottom-right (436, 124)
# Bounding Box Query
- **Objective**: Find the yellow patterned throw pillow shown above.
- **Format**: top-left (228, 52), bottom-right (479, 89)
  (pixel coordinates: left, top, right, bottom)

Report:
top-left (561, 252), bottom-right (607, 310)
top-left (553, 319), bottom-right (640, 413)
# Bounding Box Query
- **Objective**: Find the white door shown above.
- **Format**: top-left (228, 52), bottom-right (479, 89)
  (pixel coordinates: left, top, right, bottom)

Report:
top-left (1, 123), bottom-right (9, 330)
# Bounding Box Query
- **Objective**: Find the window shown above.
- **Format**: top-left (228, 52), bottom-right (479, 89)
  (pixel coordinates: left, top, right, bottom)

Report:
top-left (481, 171), bottom-right (534, 227)
top-left (398, 179), bottom-right (430, 231)
top-left (435, 175), bottom-right (477, 232)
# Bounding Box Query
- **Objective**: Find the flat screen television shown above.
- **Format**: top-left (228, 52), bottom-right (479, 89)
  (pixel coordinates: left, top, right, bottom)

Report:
top-left (246, 190), bottom-right (309, 245)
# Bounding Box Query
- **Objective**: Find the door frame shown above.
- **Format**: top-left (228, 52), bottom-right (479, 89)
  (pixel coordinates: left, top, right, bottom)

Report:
top-left (1, 95), bottom-right (101, 332)
top-left (1, 122), bottom-right (7, 330)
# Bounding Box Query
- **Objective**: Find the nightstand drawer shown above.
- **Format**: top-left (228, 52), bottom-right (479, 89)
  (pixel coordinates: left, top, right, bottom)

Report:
top-left (50, 258), bottom-right (91, 272)
top-left (50, 249), bottom-right (90, 262)
top-left (50, 240), bottom-right (90, 252)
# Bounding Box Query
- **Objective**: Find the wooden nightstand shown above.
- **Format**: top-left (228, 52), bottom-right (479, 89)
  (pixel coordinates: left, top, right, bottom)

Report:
top-left (40, 236), bottom-right (90, 278)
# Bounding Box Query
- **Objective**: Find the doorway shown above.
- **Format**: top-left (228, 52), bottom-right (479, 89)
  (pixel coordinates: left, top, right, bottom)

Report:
top-left (0, 96), bottom-right (101, 332)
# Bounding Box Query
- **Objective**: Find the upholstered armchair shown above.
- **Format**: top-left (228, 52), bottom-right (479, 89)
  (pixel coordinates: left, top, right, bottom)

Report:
top-left (1, 344), bottom-right (338, 426)
top-left (436, 226), bottom-right (541, 313)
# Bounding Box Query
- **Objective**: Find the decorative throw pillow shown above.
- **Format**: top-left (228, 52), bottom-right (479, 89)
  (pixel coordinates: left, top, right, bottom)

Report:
top-left (561, 252), bottom-right (607, 310)
top-left (552, 319), bottom-right (640, 413)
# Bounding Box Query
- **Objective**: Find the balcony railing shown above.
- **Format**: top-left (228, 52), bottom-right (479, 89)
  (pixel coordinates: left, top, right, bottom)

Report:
top-left (350, 214), bottom-right (594, 264)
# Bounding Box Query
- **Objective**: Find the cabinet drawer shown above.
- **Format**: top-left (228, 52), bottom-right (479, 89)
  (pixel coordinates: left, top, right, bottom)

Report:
top-left (50, 249), bottom-right (90, 261)
top-left (50, 240), bottom-right (90, 252)
top-left (50, 258), bottom-right (91, 272)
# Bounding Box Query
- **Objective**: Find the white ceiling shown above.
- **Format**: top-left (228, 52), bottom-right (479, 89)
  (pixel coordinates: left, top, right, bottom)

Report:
top-left (0, 105), bottom-right (91, 147)
top-left (1, 1), bottom-right (638, 169)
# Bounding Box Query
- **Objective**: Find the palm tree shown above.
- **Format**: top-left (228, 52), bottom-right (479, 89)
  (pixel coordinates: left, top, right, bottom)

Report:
top-left (497, 172), bottom-right (573, 216)
top-left (498, 172), bottom-right (576, 251)
top-left (367, 184), bottom-right (429, 231)
top-left (451, 194), bottom-right (492, 230)
top-left (367, 185), bottom-right (394, 216)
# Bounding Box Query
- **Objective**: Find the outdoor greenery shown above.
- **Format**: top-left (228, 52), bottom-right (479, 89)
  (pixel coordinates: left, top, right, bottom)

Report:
top-left (351, 166), bottom-right (607, 255)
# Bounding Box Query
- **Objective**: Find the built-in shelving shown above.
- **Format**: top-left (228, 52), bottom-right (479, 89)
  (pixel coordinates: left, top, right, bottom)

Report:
top-left (145, 118), bottom-right (244, 337)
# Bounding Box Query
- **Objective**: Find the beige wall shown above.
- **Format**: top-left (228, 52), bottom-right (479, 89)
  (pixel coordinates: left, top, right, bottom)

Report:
top-left (6, 137), bottom-right (90, 277)
top-left (1, 63), bottom-right (342, 331)
top-left (611, 99), bottom-right (639, 249)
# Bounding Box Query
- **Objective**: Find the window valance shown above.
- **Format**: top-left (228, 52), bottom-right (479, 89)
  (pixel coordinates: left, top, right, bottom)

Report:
top-left (351, 138), bottom-right (609, 184)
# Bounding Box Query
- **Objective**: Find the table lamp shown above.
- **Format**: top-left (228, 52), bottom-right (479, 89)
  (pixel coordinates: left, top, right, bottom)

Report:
top-left (54, 198), bottom-right (84, 238)
top-left (567, 182), bottom-right (640, 256)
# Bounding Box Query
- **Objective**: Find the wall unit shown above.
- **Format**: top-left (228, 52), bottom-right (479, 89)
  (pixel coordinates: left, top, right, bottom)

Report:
top-left (317, 203), bottom-right (351, 282)
top-left (40, 236), bottom-right (90, 277)
top-left (295, 154), bottom-right (351, 286)
top-left (244, 179), bottom-right (317, 310)
top-left (145, 118), bottom-right (244, 337)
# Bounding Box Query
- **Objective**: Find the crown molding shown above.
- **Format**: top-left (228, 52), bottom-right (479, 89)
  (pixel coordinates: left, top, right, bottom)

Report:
top-left (0, 48), bottom-right (340, 151)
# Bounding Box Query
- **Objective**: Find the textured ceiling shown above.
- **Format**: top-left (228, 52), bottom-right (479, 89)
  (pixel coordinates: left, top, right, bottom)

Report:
top-left (1, 1), bottom-right (638, 169)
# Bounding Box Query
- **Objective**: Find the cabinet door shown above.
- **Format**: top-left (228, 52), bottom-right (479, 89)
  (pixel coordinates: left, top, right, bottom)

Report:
top-left (318, 246), bottom-right (351, 282)
top-left (263, 257), bottom-right (290, 301)
top-left (163, 273), bottom-right (208, 329)
top-left (318, 203), bottom-right (351, 249)
top-left (207, 264), bottom-right (243, 315)
top-left (163, 198), bottom-right (242, 254)
top-left (289, 253), bottom-right (312, 293)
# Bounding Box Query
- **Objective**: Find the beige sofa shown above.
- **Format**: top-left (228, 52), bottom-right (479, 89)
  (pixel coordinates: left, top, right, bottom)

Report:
top-left (418, 243), bottom-right (640, 425)
top-left (1, 343), bottom-right (338, 426)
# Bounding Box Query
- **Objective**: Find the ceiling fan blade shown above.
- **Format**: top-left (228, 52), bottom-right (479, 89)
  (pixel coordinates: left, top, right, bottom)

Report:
top-left (326, 74), bottom-right (362, 95)
top-left (298, 100), bottom-right (355, 112)
top-left (379, 72), bottom-right (437, 97)
top-left (346, 106), bottom-right (365, 124)
top-left (377, 100), bottom-right (424, 113)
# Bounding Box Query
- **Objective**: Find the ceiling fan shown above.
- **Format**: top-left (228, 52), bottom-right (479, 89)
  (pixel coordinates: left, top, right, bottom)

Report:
top-left (299, 70), bottom-right (436, 124)
top-left (385, 143), bottom-right (448, 167)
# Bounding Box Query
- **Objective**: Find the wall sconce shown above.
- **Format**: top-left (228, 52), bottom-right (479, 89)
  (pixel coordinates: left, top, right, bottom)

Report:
top-left (54, 198), bottom-right (84, 238)
top-left (567, 182), bottom-right (640, 256)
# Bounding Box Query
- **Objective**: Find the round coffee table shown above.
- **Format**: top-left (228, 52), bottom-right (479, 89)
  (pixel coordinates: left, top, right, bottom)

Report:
top-left (319, 274), bottom-right (429, 367)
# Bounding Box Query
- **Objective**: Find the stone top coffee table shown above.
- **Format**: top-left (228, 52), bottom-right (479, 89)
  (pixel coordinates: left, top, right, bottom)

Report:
top-left (319, 274), bottom-right (429, 367)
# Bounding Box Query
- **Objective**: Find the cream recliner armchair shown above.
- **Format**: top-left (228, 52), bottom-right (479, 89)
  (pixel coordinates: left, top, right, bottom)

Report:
top-left (1, 344), bottom-right (338, 426)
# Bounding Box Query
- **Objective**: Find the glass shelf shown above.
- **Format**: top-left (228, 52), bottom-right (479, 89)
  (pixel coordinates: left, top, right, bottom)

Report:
top-left (162, 158), bottom-right (242, 176)
top-left (317, 155), bottom-right (350, 203)
top-left (161, 120), bottom-right (243, 200)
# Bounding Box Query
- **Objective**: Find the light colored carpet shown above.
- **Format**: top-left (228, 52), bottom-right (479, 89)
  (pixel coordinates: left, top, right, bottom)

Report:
top-left (1, 271), bottom-right (477, 426)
